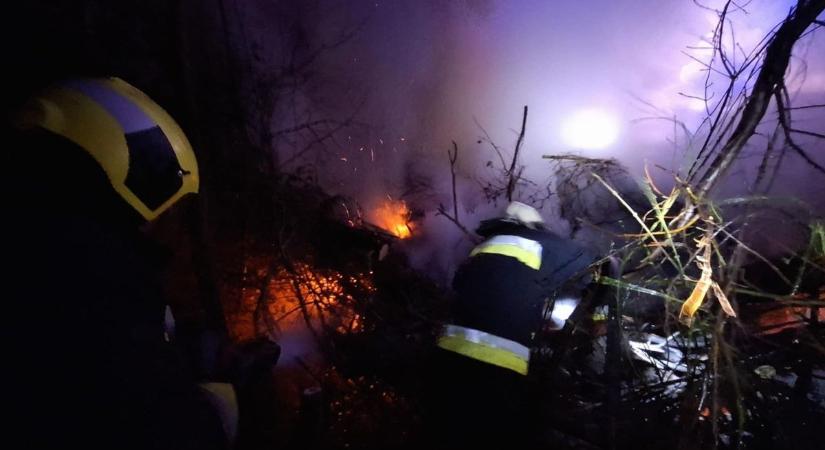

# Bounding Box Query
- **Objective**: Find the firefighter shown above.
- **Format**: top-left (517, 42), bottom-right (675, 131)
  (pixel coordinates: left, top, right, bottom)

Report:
top-left (5, 78), bottom-right (248, 450)
top-left (431, 201), bottom-right (596, 447)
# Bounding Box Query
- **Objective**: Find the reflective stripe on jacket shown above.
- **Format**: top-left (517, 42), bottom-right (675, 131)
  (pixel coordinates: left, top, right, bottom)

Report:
top-left (437, 324), bottom-right (530, 375)
top-left (469, 234), bottom-right (543, 270)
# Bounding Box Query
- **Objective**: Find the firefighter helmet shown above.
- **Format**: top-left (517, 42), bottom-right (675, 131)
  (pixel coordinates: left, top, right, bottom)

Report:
top-left (15, 77), bottom-right (198, 221)
top-left (504, 201), bottom-right (544, 229)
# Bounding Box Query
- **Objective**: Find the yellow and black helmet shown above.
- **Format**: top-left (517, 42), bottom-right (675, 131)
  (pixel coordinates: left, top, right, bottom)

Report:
top-left (16, 77), bottom-right (199, 221)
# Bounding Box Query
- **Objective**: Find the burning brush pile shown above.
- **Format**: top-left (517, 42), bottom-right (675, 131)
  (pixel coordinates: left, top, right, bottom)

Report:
top-left (227, 259), bottom-right (374, 342)
top-left (217, 175), bottom-right (445, 449)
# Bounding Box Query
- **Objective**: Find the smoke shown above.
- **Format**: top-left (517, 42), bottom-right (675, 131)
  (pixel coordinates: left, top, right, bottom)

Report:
top-left (235, 0), bottom-right (825, 277)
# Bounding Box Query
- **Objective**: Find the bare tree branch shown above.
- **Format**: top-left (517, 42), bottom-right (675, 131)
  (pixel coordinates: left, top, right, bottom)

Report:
top-left (790, 128), bottom-right (825, 140)
top-left (630, 116), bottom-right (694, 142)
top-left (436, 205), bottom-right (477, 240)
top-left (474, 117), bottom-right (508, 169)
top-left (775, 87), bottom-right (825, 175)
top-left (436, 141), bottom-right (477, 240)
top-left (679, 91), bottom-right (716, 102)
top-left (695, 0), bottom-right (825, 199)
top-left (506, 105), bottom-right (528, 202)
top-left (280, 95), bottom-right (367, 167)
top-left (752, 123), bottom-right (782, 193)
top-left (274, 119), bottom-right (366, 136)
top-left (449, 141), bottom-right (459, 221)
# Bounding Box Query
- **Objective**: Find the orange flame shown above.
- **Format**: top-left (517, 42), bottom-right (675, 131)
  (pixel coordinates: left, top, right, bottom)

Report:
top-left (371, 199), bottom-right (412, 239)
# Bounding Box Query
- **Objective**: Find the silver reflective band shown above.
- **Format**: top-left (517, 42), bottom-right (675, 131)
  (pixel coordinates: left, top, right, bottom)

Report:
top-left (442, 324), bottom-right (530, 360)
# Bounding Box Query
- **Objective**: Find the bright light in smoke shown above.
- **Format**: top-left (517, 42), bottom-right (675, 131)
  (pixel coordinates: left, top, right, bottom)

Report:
top-left (560, 109), bottom-right (620, 150)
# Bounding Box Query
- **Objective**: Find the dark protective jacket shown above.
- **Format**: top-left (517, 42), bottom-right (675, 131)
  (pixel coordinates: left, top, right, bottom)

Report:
top-left (5, 131), bottom-right (227, 450)
top-left (442, 218), bottom-right (596, 374)
top-left (8, 213), bottom-right (227, 450)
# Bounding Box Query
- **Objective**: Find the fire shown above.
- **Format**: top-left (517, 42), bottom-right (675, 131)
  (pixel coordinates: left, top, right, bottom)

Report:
top-left (273, 263), bottom-right (374, 333)
top-left (371, 199), bottom-right (412, 239)
top-left (227, 258), bottom-right (375, 342)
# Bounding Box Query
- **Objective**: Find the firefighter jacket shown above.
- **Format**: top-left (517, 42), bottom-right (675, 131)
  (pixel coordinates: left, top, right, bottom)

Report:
top-left (438, 219), bottom-right (596, 375)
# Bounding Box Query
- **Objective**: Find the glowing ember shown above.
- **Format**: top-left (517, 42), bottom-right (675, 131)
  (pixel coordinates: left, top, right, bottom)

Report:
top-left (371, 199), bottom-right (412, 239)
